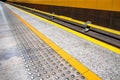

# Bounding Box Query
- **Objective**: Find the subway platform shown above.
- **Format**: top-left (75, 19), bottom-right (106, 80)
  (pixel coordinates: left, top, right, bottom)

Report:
top-left (0, 2), bottom-right (120, 80)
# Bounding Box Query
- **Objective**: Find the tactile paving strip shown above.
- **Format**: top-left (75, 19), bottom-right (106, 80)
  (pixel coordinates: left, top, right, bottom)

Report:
top-left (3, 5), bottom-right (86, 80)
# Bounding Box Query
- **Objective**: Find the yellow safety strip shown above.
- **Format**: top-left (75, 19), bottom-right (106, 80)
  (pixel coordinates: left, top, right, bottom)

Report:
top-left (13, 4), bottom-right (120, 35)
top-left (10, 4), bottom-right (120, 54)
top-left (7, 5), bottom-right (102, 80)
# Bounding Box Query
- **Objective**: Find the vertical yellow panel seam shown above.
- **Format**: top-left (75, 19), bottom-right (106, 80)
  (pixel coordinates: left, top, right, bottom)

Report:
top-left (111, 0), bottom-right (113, 11)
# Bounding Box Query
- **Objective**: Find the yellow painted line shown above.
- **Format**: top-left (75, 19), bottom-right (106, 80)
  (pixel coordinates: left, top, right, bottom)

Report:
top-left (68, 58), bottom-right (88, 73)
top-left (14, 4), bottom-right (120, 35)
top-left (68, 58), bottom-right (101, 80)
top-left (7, 6), bottom-right (101, 80)
top-left (84, 70), bottom-right (101, 80)
top-left (10, 5), bottom-right (120, 54)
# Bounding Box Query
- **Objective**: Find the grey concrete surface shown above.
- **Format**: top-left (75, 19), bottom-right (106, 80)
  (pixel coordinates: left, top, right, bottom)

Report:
top-left (0, 2), bottom-right (28, 80)
top-left (6, 4), bottom-right (120, 80)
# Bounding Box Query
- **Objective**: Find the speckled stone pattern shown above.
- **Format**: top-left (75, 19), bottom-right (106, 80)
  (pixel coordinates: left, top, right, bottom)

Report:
top-left (0, 2), bottom-right (86, 80)
top-left (6, 3), bottom-right (120, 80)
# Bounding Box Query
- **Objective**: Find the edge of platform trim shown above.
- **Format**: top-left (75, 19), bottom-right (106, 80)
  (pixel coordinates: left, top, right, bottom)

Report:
top-left (11, 4), bottom-right (120, 35)
top-left (9, 4), bottom-right (120, 55)
top-left (7, 5), bottom-right (102, 80)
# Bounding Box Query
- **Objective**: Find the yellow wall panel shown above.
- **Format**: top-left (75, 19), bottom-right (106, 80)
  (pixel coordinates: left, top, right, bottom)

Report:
top-left (113, 0), bottom-right (120, 11)
top-left (73, 0), bottom-right (85, 8)
top-left (84, 0), bottom-right (97, 9)
top-left (34, 0), bottom-right (52, 5)
top-left (8, 0), bottom-right (120, 12)
top-left (97, 0), bottom-right (113, 11)
top-left (49, 0), bottom-right (85, 8)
